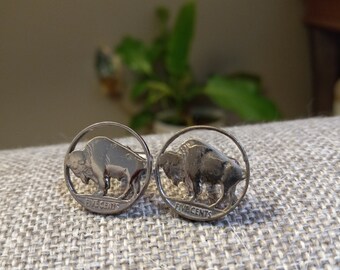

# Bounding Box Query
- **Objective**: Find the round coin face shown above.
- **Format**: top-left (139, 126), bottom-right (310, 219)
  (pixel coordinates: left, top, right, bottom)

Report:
top-left (64, 122), bottom-right (152, 214)
top-left (155, 126), bottom-right (250, 221)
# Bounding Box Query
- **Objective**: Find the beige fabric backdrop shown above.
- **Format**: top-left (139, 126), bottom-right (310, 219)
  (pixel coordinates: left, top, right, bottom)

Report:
top-left (0, 117), bottom-right (338, 269)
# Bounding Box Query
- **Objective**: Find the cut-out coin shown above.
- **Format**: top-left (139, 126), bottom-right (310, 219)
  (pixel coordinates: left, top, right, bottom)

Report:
top-left (155, 126), bottom-right (250, 221)
top-left (64, 122), bottom-right (153, 214)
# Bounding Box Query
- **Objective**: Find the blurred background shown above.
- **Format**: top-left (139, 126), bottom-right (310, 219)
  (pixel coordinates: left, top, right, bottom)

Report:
top-left (0, 0), bottom-right (339, 149)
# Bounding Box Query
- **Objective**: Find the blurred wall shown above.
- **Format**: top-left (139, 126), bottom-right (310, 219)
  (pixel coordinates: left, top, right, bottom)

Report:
top-left (0, 0), bottom-right (311, 149)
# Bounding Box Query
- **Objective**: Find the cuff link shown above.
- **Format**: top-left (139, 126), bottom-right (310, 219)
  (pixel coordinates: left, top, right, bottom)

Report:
top-left (154, 125), bottom-right (250, 221)
top-left (64, 121), bottom-right (153, 214)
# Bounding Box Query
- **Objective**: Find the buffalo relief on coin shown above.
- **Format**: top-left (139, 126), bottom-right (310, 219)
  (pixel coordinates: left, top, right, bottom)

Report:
top-left (65, 136), bottom-right (148, 214)
top-left (156, 135), bottom-right (249, 221)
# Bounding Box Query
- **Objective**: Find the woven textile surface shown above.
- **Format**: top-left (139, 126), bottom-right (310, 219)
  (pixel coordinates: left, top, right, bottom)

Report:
top-left (0, 117), bottom-right (339, 269)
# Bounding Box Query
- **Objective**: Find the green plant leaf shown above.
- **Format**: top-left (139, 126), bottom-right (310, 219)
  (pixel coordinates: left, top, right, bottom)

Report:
top-left (130, 111), bottom-right (154, 130)
top-left (146, 81), bottom-right (172, 95)
top-left (115, 37), bottom-right (152, 75)
top-left (131, 81), bottom-right (148, 100)
top-left (131, 80), bottom-right (172, 100)
top-left (226, 74), bottom-right (261, 95)
top-left (166, 1), bottom-right (195, 76)
top-left (204, 76), bottom-right (280, 122)
top-left (145, 86), bottom-right (170, 106)
top-left (150, 6), bottom-right (170, 62)
top-left (149, 38), bottom-right (164, 62)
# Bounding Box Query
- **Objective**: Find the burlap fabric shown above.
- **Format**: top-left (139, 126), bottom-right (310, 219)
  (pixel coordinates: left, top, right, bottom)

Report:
top-left (0, 117), bottom-right (339, 269)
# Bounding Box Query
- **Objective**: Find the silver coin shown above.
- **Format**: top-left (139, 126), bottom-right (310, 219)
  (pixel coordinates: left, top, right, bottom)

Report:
top-left (155, 126), bottom-right (250, 221)
top-left (64, 121), bottom-right (153, 214)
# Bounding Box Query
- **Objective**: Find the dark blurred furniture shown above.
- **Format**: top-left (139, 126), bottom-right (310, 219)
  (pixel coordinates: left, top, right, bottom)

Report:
top-left (304, 0), bottom-right (340, 115)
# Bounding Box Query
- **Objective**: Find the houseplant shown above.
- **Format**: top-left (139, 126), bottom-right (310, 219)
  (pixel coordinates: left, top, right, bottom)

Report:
top-left (102, 1), bottom-right (280, 130)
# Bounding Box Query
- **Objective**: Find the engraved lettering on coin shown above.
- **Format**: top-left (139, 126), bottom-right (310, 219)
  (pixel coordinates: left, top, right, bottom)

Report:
top-left (85, 198), bottom-right (119, 210)
top-left (174, 202), bottom-right (213, 218)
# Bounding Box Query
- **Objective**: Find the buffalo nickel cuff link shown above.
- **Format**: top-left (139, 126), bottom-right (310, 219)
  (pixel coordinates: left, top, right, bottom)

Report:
top-left (64, 123), bottom-right (249, 221)
top-left (155, 126), bottom-right (250, 221)
top-left (64, 122), bottom-right (153, 214)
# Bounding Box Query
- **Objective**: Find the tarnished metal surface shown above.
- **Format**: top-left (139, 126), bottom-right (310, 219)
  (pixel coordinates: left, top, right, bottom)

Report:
top-left (155, 126), bottom-right (250, 221)
top-left (64, 122), bottom-right (152, 214)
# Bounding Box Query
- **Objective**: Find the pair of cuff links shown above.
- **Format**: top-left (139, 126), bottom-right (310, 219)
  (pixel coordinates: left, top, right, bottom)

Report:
top-left (64, 121), bottom-right (250, 221)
